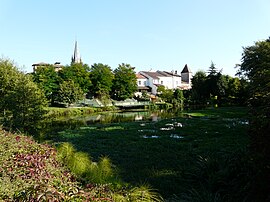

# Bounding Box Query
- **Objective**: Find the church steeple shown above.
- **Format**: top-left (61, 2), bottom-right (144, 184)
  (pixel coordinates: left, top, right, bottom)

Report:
top-left (71, 40), bottom-right (82, 64)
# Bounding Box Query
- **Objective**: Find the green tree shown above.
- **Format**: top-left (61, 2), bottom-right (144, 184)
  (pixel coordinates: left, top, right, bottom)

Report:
top-left (238, 37), bottom-right (270, 201)
top-left (60, 63), bottom-right (91, 93)
top-left (57, 80), bottom-right (84, 106)
top-left (32, 65), bottom-right (60, 105)
top-left (173, 89), bottom-right (184, 109)
top-left (6, 74), bottom-right (47, 131)
top-left (206, 62), bottom-right (227, 103)
top-left (208, 61), bottom-right (218, 76)
top-left (89, 63), bottom-right (114, 99)
top-left (111, 63), bottom-right (137, 101)
top-left (191, 71), bottom-right (208, 104)
top-left (160, 89), bottom-right (174, 103)
top-left (0, 58), bottom-right (47, 132)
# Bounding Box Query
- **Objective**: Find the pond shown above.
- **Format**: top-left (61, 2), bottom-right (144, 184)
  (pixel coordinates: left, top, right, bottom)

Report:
top-left (38, 109), bottom-right (186, 139)
top-left (36, 107), bottom-right (249, 199)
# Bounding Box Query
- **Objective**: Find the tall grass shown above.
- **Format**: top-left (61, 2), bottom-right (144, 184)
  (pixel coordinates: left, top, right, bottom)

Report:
top-left (45, 107), bottom-right (106, 118)
top-left (57, 142), bottom-right (164, 201)
top-left (57, 142), bottom-right (116, 184)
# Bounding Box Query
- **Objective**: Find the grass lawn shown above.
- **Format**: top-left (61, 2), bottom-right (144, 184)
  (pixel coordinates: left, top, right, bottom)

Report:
top-left (51, 107), bottom-right (250, 200)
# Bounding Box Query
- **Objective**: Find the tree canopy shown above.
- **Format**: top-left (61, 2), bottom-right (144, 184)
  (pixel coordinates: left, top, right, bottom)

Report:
top-left (238, 37), bottom-right (270, 201)
top-left (60, 63), bottom-right (91, 93)
top-left (32, 65), bottom-right (60, 104)
top-left (0, 58), bottom-right (47, 132)
top-left (111, 63), bottom-right (137, 101)
top-left (56, 80), bottom-right (84, 106)
top-left (89, 63), bottom-right (114, 99)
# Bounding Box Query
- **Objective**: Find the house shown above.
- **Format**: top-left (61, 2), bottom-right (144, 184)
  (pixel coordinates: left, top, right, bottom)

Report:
top-left (136, 64), bottom-right (192, 95)
top-left (32, 41), bottom-right (81, 72)
top-left (32, 62), bottom-right (63, 72)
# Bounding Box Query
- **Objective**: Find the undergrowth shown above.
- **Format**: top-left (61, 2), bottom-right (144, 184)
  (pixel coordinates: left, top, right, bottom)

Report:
top-left (0, 128), bottom-right (163, 201)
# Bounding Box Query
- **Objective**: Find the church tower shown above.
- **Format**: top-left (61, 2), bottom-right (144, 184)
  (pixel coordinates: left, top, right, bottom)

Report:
top-left (71, 41), bottom-right (82, 64)
top-left (181, 64), bottom-right (192, 87)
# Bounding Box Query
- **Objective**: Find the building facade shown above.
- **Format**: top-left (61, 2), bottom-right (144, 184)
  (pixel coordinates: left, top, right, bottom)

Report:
top-left (136, 64), bottom-right (192, 95)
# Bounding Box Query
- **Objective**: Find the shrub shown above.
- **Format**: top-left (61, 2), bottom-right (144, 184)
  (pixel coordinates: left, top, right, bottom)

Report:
top-left (0, 128), bottom-right (114, 201)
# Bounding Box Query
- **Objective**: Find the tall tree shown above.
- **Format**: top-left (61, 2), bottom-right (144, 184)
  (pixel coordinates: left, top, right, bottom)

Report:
top-left (238, 37), bottom-right (270, 201)
top-left (110, 63), bottom-right (137, 101)
top-left (208, 61), bottom-right (218, 76)
top-left (32, 65), bottom-right (60, 105)
top-left (89, 63), bottom-right (114, 99)
top-left (0, 58), bottom-right (47, 132)
top-left (60, 63), bottom-right (91, 93)
top-left (6, 73), bottom-right (47, 131)
top-left (191, 71), bottom-right (208, 104)
top-left (206, 62), bottom-right (226, 102)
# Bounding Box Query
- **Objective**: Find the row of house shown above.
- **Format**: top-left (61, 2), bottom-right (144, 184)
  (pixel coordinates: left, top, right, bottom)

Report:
top-left (136, 65), bottom-right (192, 96)
top-left (33, 41), bottom-right (192, 96)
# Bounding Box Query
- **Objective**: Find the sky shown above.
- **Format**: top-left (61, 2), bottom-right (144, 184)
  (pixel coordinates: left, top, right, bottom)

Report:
top-left (1, 0), bottom-right (270, 76)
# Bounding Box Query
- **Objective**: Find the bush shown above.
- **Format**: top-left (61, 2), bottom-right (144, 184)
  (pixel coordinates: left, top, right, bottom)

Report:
top-left (0, 58), bottom-right (47, 132)
top-left (0, 128), bottom-right (114, 201)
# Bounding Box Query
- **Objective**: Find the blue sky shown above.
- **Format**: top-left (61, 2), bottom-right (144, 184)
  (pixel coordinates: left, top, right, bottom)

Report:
top-left (1, 0), bottom-right (270, 76)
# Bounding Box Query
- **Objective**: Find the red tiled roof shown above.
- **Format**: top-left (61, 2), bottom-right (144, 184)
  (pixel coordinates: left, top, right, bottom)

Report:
top-left (136, 73), bottom-right (147, 79)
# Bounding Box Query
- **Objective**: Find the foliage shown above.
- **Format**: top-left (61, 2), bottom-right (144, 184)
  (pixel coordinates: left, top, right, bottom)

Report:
top-left (57, 142), bottom-right (116, 184)
top-left (56, 80), bottom-right (84, 106)
top-left (0, 58), bottom-right (47, 132)
top-left (157, 87), bottom-right (184, 109)
top-left (190, 70), bottom-right (208, 105)
top-left (60, 63), bottom-right (91, 93)
top-left (113, 185), bottom-right (163, 202)
top-left (191, 65), bottom-right (249, 107)
top-left (32, 65), bottom-right (60, 105)
top-left (238, 37), bottom-right (270, 201)
top-left (49, 107), bottom-right (249, 199)
top-left (172, 89), bottom-right (184, 109)
top-left (0, 128), bottom-right (114, 201)
top-left (158, 88), bottom-right (174, 103)
top-left (205, 62), bottom-right (226, 101)
top-left (89, 63), bottom-right (114, 99)
top-left (57, 142), bottom-right (163, 201)
top-left (45, 107), bottom-right (104, 118)
top-left (111, 63), bottom-right (137, 101)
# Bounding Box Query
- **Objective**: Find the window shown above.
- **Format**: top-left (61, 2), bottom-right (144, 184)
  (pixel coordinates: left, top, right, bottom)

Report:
top-left (161, 81), bottom-right (163, 85)
top-left (138, 81), bottom-right (141, 85)
top-left (144, 81), bottom-right (146, 85)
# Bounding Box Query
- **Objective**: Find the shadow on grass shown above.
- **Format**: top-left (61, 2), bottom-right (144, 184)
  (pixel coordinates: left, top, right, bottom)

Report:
top-left (47, 107), bottom-right (250, 199)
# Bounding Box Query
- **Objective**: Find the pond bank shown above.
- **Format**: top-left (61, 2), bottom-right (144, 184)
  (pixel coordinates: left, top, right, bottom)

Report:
top-left (41, 107), bottom-right (252, 200)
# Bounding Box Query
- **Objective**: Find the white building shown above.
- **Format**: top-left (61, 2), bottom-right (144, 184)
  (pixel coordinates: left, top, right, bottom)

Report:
top-left (136, 64), bottom-right (192, 95)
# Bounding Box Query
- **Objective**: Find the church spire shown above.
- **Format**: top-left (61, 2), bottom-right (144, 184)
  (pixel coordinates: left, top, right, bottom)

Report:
top-left (71, 40), bottom-right (82, 64)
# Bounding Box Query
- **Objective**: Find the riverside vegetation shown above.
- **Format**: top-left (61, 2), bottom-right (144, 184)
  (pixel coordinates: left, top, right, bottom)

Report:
top-left (1, 37), bottom-right (270, 201)
top-left (44, 107), bottom-right (252, 201)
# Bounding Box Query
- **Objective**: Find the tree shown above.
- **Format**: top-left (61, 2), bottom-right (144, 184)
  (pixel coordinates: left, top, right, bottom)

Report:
top-left (190, 71), bottom-right (208, 104)
top-left (0, 58), bottom-right (47, 132)
top-left (206, 62), bottom-right (227, 103)
top-left (173, 89), bottom-right (184, 109)
top-left (89, 63), bottom-right (114, 99)
top-left (60, 63), bottom-right (91, 93)
top-left (238, 38), bottom-right (270, 201)
top-left (208, 61), bottom-right (218, 76)
top-left (32, 65), bottom-right (60, 105)
top-left (110, 63), bottom-right (137, 101)
top-left (6, 74), bottom-right (47, 131)
top-left (57, 80), bottom-right (84, 106)
top-left (159, 89), bottom-right (174, 103)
